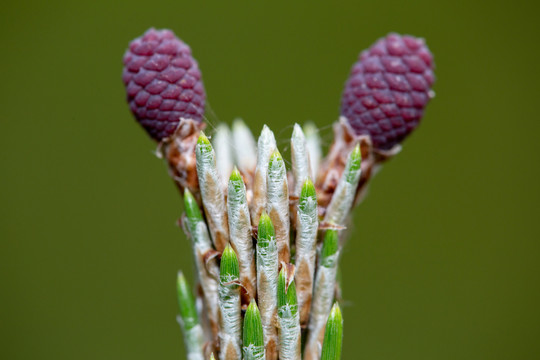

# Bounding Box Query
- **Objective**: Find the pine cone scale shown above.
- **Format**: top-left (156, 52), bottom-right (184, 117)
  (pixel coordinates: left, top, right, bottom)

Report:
top-left (341, 33), bottom-right (435, 150)
top-left (123, 28), bottom-right (206, 141)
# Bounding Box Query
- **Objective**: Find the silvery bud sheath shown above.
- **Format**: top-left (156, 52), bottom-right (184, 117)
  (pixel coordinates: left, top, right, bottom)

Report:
top-left (243, 300), bottom-right (266, 360)
top-left (123, 28), bottom-right (435, 359)
top-left (227, 168), bottom-right (257, 303)
top-left (277, 265), bottom-right (301, 360)
top-left (294, 180), bottom-right (318, 326)
top-left (176, 271), bottom-right (204, 360)
top-left (195, 132), bottom-right (229, 253)
top-left (218, 245), bottom-right (242, 359)
top-left (182, 190), bottom-right (220, 346)
top-left (305, 230), bottom-right (340, 360)
top-left (256, 213), bottom-right (279, 360)
top-left (321, 304), bottom-right (343, 360)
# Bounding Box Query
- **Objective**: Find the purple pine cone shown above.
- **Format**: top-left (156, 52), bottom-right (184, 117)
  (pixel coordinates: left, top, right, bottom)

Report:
top-left (122, 28), bottom-right (205, 141)
top-left (341, 33), bottom-right (435, 150)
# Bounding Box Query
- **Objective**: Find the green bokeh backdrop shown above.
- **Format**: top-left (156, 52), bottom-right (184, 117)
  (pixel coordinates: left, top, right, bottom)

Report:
top-left (2, 1), bottom-right (539, 359)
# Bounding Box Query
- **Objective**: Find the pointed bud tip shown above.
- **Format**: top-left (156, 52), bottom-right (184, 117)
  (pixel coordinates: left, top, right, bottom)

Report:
top-left (257, 212), bottom-right (275, 240)
top-left (329, 302), bottom-right (342, 320)
top-left (278, 265), bottom-right (298, 309)
top-left (322, 229), bottom-right (339, 260)
top-left (243, 299), bottom-right (264, 347)
top-left (287, 279), bottom-right (297, 307)
top-left (268, 150), bottom-right (284, 171)
top-left (278, 267), bottom-right (287, 308)
top-left (232, 118), bottom-right (247, 129)
top-left (183, 188), bottom-right (194, 203)
top-left (229, 167), bottom-right (242, 182)
top-left (216, 123), bottom-right (229, 131)
top-left (258, 125), bottom-right (276, 148)
top-left (292, 123), bottom-right (304, 138)
top-left (344, 144), bottom-right (362, 183)
top-left (197, 131), bottom-right (210, 145)
top-left (176, 269), bottom-right (199, 330)
top-left (301, 179), bottom-right (316, 198)
top-left (303, 121), bottom-right (318, 134)
top-left (270, 150), bottom-right (283, 161)
top-left (222, 243), bottom-right (237, 259)
top-left (247, 298), bottom-right (259, 312)
top-left (183, 189), bottom-right (202, 221)
top-left (259, 211), bottom-right (270, 224)
top-left (321, 302), bottom-right (343, 360)
top-left (351, 143), bottom-right (362, 163)
top-left (260, 124), bottom-right (275, 139)
top-left (220, 244), bottom-right (240, 279)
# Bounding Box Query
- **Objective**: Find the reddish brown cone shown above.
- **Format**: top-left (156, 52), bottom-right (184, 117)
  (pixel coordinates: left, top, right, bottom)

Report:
top-left (340, 33), bottom-right (435, 150)
top-left (122, 28), bottom-right (205, 141)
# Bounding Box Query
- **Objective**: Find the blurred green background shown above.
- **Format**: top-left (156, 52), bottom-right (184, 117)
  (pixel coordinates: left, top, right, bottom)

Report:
top-left (1, 0), bottom-right (539, 359)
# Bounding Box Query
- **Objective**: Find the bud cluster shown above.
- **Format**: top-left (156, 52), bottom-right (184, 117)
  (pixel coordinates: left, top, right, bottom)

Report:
top-left (123, 29), bottom-right (435, 360)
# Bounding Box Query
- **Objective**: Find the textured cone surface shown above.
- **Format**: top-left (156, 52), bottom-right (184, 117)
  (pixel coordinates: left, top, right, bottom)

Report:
top-left (122, 28), bottom-right (205, 141)
top-left (341, 33), bottom-right (435, 150)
